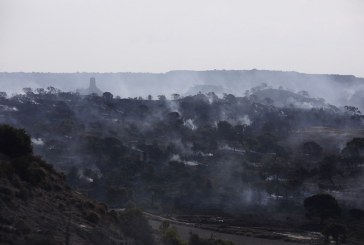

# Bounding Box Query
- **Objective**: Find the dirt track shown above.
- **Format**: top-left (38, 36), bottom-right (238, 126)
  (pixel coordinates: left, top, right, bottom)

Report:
top-left (147, 217), bottom-right (304, 245)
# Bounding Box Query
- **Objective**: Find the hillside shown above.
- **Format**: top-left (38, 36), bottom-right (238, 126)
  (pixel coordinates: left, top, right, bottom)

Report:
top-left (0, 126), bottom-right (155, 245)
top-left (1, 88), bottom-right (364, 244)
top-left (252, 88), bottom-right (326, 108)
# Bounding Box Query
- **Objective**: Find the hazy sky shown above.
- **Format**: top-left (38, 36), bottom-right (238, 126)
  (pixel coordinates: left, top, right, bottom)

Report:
top-left (0, 0), bottom-right (363, 76)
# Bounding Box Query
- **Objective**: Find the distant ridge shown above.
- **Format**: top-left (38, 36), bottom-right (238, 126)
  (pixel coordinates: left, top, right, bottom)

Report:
top-left (1, 69), bottom-right (364, 108)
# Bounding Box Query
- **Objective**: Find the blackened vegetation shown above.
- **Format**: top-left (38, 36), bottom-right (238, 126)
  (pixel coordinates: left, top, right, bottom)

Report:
top-left (1, 87), bottom-right (364, 243)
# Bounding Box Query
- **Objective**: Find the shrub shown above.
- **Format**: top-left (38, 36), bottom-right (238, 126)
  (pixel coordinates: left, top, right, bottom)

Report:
top-left (189, 233), bottom-right (235, 245)
top-left (349, 208), bottom-right (364, 221)
top-left (15, 220), bottom-right (31, 234)
top-left (159, 220), bottom-right (170, 233)
top-left (0, 161), bottom-right (12, 177)
top-left (95, 203), bottom-right (108, 214)
top-left (0, 125), bottom-right (32, 158)
top-left (10, 156), bottom-right (54, 186)
top-left (86, 211), bottom-right (100, 224)
top-left (322, 223), bottom-right (346, 244)
top-left (15, 187), bottom-right (29, 201)
top-left (26, 233), bottom-right (60, 245)
top-left (27, 167), bottom-right (47, 185)
top-left (0, 185), bottom-right (14, 196)
top-left (161, 226), bottom-right (186, 245)
top-left (117, 208), bottom-right (155, 245)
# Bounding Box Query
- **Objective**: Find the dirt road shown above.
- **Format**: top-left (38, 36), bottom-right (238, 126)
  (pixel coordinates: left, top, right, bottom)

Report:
top-left (147, 215), bottom-right (305, 245)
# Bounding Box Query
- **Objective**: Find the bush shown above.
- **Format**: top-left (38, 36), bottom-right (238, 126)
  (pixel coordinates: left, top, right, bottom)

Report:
top-left (117, 208), bottom-right (155, 245)
top-left (0, 185), bottom-right (14, 196)
top-left (322, 223), bottom-right (346, 244)
top-left (95, 202), bottom-right (108, 214)
top-left (0, 161), bottom-right (12, 177)
top-left (0, 125), bottom-right (32, 158)
top-left (189, 233), bottom-right (235, 245)
top-left (26, 233), bottom-right (61, 245)
top-left (86, 211), bottom-right (100, 224)
top-left (349, 208), bottom-right (364, 221)
top-left (15, 220), bottom-right (31, 234)
top-left (161, 226), bottom-right (186, 245)
top-left (27, 167), bottom-right (47, 185)
top-left (10, 156), bottom-right (55, 187)
top-left (159, 220), bottom-right (170, 233)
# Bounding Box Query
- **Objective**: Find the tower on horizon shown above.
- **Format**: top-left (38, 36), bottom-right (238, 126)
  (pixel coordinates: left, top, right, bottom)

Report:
top-left (76, 77), bottom-right (103, 96)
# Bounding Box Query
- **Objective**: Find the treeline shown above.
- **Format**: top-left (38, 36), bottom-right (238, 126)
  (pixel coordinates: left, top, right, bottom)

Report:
top-left (0, 87), bottom-right (363, 214)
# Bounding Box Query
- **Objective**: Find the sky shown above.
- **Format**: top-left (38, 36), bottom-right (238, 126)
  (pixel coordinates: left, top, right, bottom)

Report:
top-left (0, 0), bottom-right (363, 76)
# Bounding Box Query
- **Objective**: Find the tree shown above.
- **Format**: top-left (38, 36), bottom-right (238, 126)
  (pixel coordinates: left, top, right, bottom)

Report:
top-left (171, 93), bottom-right (180, 100)
top-left (222, 94), bottom-right (236, 104)
top-left (148, 95), bottom-right (153, 100)
top-left (304, 194), bottom-right (341, 225)
top-left (46, 86), bottom-right (60, 94)
top-left (102, 92), bottom-right (114, 102)
top-left (158, 95), bottom-right (167, 101)
top-left (0, 125), bottom-right (33, 158)
top-left (0, 92), bottom-right (7, 99)
top-left (217, 121), bottom-right (233, 141)
top-left (207, 92), bottom-right (219, 103)
top-left (349, 208), bottom-right (364, 221)
top-left (35, 88), bottom-right (46, 95)
top-left (344, 105), bottom-right (363, 120)
top-left (22, 87), bottom-right (33, 95)
top-left (263, 97), bottom-right (274, 105)
top-left (167, 112), bottom-right (183, 128)
top-left (298, 90), bottom-right (310, 97)
top-left (344, 105), bottom-right (361, 115)
top-left (250, 83), bottom-right (268, 93)
top-left (340, 138), bottom-right (364, 171)
top-left (302, 141), bottom-right (323, 158)
top-left (318, 156), bottom-right (340, 186)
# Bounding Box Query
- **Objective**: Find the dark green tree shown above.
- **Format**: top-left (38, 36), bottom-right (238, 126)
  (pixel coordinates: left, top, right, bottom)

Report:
top-left (304, 194), bottom-right (341, 225)
top-left (102, 92), bottom-right (114, 102)
top-left (0, 125), bottom-right (33, 158)
top-left (302, 141), bottom-right (323, 158)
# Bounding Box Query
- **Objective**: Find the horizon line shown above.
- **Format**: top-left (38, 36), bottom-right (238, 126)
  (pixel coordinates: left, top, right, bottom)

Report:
top-left (0, 69), bottom-right (363, 79)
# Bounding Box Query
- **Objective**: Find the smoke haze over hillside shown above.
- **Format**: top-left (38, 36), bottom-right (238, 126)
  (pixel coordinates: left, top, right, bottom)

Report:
top-left (1, 70), bottom-right (364, 108)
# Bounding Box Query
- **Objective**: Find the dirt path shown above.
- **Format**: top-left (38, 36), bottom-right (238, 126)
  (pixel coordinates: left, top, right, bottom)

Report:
top-left (147, 215), bottom-right (304, 245)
